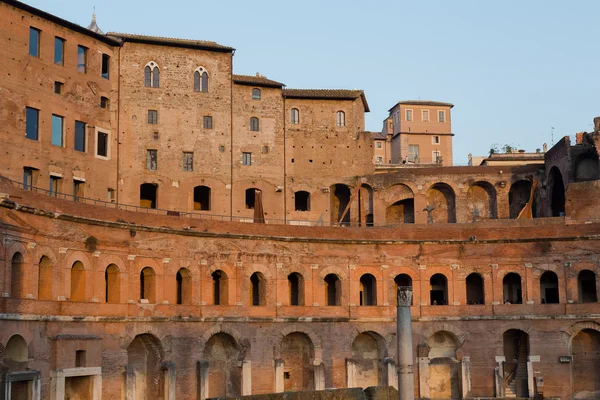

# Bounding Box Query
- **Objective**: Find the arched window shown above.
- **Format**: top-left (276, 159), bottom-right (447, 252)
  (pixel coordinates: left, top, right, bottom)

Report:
top-left (291, 108), bottom-right (299, 124)
top-left (540, 271), bottom-right (559, 304)
top-left (38, 256), bottom-right (53, 300)
top-left (10, 252), bottom-right (24, 299)
top-left (176, 268), bottom-right (192, 305)
top-left (250, 272), bottom-right (266, 306)
top-left (294, 191), bottom-right (310, 211)
top-left (503, 273), bottom-right (522, 304)
top-left (5, 334), bottom-right (28, 362)
top-left (359, 273), bottom-right (377, 306)
top-left (250, 117), bottom-right (260, 132)
top-left (144, 61), bottom-right (160, 88)
top-left (194, 67), bottom-right (209, 92)
top-left (193, 185), bottom-right (211, 211)
top-left (140, 267), bottom-right (156, 303)
top-left (70, 261), bottom-right (85, 302)
top-left (288, 273), bottom-right (304, 306)
top-left (466, 273), bottom-right (484, 305)
top-left (336, 111), bottom-right (345, 127)
top-left (252, 88), bottom-right (261, 99)
top-left (578, 270), bottom-right (597, 303)
top-left (324, 274), bottom-right (341, 306)
top-left (430, 273), bottom-right (447, 305)
top-left (105, 264), bottom-right (120, 303)
top-left (212, 270), bottom-right (228, 305)
top-left (394, 274), bottom-right (413, 305)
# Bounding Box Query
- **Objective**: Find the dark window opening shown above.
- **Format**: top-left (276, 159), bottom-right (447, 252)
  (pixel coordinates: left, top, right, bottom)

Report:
top-left (73, 180), bottom-right (85, 201)
top-left (100, 96), bottom-right (109, 109)
top-left (245, 188), bottom-right (260, 209)
top-left (193, 186), bottom-right (211, 211)
top-left (294, 191), bottom-right (310, 211)
top-left (75, 350), bottom-right (86, 368)
top-left (331, 184), bottom-right (351, 226)
top-left (359, 273), bottom-right (377, 306)
top-left (549, 167), bottom-right (566, 217)
top-left (74, 121), bottom-right (86, 152)
top-left (77, 45), bottom-right (87, 73)
top-left (540, 271), bottom-right (559, 304)
top-left (252, 88), bottom-right (261, 99)
top-left (176, 268), bottom-right (191, 305)
top-left (140, 267), bottom-right (156, 303)
top-left (503, 273), bottom-right (522, 304)
top-left (324, 273), bottom-right (341, 306)
top-left (578, 270), bottom-right (597, 303)
top-left (49, 176), bottom-right (61, 197)
top-left (96, 131), bottom-right (108, 157)
top-left (146, 149), bottom-right (157, 170)
top-left (212, 270), bottom-right (228, 305)
top-left (101, 54), bottom-right (110, 79)
top-left (23, 167), bottom-right (37, 190)
top-left (430, 273), bottom-right (448, 305)
top-left (29, 27), bottom-right (40, 57)
top-left (140, 183), bottom-right (157, 209)
top-left (54, 81), bottom-right (63, 94)
top-left (250, 272), bottom-right (266, 306)
top-left (250, 117), bottom-right (259, 132)
top-left (203, 116), bottom-right (213, 129)
top-left (25, 107), bottom-right (39, 140)
top-left (466, 273), bottom-right (484, 305)
top-left (288, 273), bottom-right (304, 306)
top-left (148, 110), bottom-right (158, 124)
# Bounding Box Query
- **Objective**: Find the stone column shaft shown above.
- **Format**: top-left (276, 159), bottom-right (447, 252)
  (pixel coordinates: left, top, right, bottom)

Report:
top-left (397, 286), bottom-right (415, 400)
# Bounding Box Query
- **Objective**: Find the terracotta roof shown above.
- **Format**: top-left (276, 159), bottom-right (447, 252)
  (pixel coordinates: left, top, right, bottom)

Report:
top-left (107, 32), bottom-right (234, 53)
top-left (233, 74), bottom-right (284, 88)
top-left (389, 100), bottom-right (454, 111)
top-left (371, 132), bottom-right (387, 140)
top-left (283, 89), bottom-right (370, 112)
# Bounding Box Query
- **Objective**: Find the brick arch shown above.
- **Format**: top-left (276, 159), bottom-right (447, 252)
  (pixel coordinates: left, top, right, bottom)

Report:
top-left (420, 323), bottom-right (469, 347)
top-left (346, 324), bottom-right (392, 349)
top-left (279, 264), bottom-right (311, 280)
top-left (531, 263), bottom-right (563, 278)
top-left (201, 324), bottom-right (243, 346)
top-left (497, 266), bottom-right (526, 280)
top-left (1, 330), bottom-right (34, 349)
top-left (387, 267), bottom-right (419, 282)
top-left (422, 266), bottom-right (453, 281)
top-left (33, 246), bottom-right (58, 265)
top-left (7, 241), bottom-right (29, 263)
top-left (274, 325), bottom-right (323, 361)
top-left (421, 179), bottom-right (461, 195)
top-left (63, 251), bottom-right (93, 301)
top-left (567, 321), bottom-right (600, 337)
top-left (318, 265), bottom-right (348, 280)
top-left (33, 246), bottom-right (59, 301)
top-left (63, 251), bottom-right (92, 270)
top-left (244, 264), bottom-right (274, 280)
top-left (457, 266), bottom-right (493, 279)
top-left (121, 327), bottom-right (168, 351)
top-left (206, 264), bottom-right (235, 278)
top-left (99, 254), bottom-right (127, 272)
top-left (381, 183), bottom-right (417, 206)
top-left (133, 257), bottom-right (164, 275)
top-left (355, 266), bottom-right (382, 278)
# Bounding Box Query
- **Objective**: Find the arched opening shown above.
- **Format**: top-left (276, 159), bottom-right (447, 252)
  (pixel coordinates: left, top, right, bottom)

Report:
top-left (351, 332), bottom-right (386, 388)
top-left (294, 191), bottom-right (310, 211)
top-left (193, 185), bottom-right (211, 211)
top-left (467, 181), bottom-right (497, 220)
top-left (140, 183), bottom-right (158, 209)
top-left (324, 273), bottom-right (341, 306)
top-left (140, 267), bottom-right (156, 303)
top-left (105, 264), bottom-right (120, 303)
top-left (38, 256), bottom-right (53, 300)
top-left (281, 332), bottom-right (315, 391)
top-left (540, 271), bottom-right (559, 304)
top-left (572, 329), bottom-right (600, 398)
top-left (245, 188), bottom-right (261, 209)
top-left (127, 334), bottom-right (164, 400)
top-left (5, 334), bottom-right (28, 363)
top-left (503, 273), bottom-right (522, 304)
top-left (359, 273), bottom-right (377, 306)
top-left (427, 331), bottom-right (460, 398)
top-left (578, 270), bottom-right (597, 303)
top-left (10, 252), bottom-right (25, 299)
top-left (394, 274), bottom-right (413, 306)
top-left (288, 273), bottom-right (304, 306)
top-left (331, 184), bottom-right (351, 226)
top-left (509, 180), bottom-right (535, 219)
top-left (70, 261), bottom-right (85, 302)
top-left (359, 184), bottom-right (374, 227)
top-left (466, 273), bottom-right (484, 305)
top-left (426, 183), bottom-right (456, 223)
top-left (203, 333), bottom-right (241, 398)
top-left (430, 273), bottom-right (448, 305)
top-left (212, 270), bottom-right (228, 305)
top-left (250, 272), bottom-right (266, 306)
top-left (574, 153), bottom-right (600, 182)
top-left (386, 199), bottom-right (415, 224)
top-left (176, 268), bottom-right (192, 305)
top-left (503, 329), bottom-right (529, 397)
top-left (549, 167), bottom-right (565, 217)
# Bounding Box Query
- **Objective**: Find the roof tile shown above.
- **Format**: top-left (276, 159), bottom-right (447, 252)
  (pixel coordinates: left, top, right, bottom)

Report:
top-left (107, 32), bottom-right (234, 52)
top-left (233, 74), bottom-right (284, 88)
top-left (283, 89), bottom-right (369, 112)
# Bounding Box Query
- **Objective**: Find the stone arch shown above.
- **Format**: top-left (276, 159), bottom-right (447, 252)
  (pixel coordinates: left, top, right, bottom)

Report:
top-left (503, 329), bottom-right (530, 397)
top-left (467, 181), bottom-right (497, 220)
top-left (429, 273), bottom-right (449, 305)
top-left (385, 184), bottom-right (415, 224)
top-left (201, 325), bottom-right (244, 346)
top-left (426, 182), bottom-right (456, 223)
top-left (279, 332), bottom-right (315, 392)
top-left (176, 268), bottom-right (192, 305)
top-left (509, 180), bottom-right (535, 218)
top-left (420, 324), bottom-right (469, 347)
top-left (548, 166), bottom-right (566, 217)
top-left (330, 183), bottom-right (352, 226)
top-left (567, 321), bottom-right (600, 338)
top-left (127, 333), bottom-right (164, 400)
top-left (276, 325), bottom-right (323, 360)
top-left (7, 241), bottom-right (28, 264)
top-left (203, 332), bottom-right (241, 398)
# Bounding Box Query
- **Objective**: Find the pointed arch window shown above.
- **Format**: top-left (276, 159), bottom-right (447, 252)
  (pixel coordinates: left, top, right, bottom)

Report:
top-left (194, 67), bottom-right (209, 92)
top-left (144, 61), bottom-right (160, 88)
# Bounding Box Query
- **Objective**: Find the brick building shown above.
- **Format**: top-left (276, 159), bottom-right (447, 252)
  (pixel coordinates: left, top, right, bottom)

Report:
top-left (1, 1), bottom-right (600, 400)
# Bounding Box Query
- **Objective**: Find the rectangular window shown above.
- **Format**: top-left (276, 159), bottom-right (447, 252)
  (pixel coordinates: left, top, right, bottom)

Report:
top-left (23, 168), bottom-right (35, 190)
top-left (54, 81), bottom-right (63, 94)
top-left (153, 131), bottom-right (159, 140)
top-left (101, 54), bottom-right (110, 79)
top-left (422, 110), bottom-right (429, 122)
top-left (242, 152), bottom-right (252, 166)
top-left (438, 110), bottom-right (446, 123)
top-left (73, 180), bottom-right (85, 201)
top-left (100, 96), bottom-right (109, 109)
top-left (49, 176), bottom-right (61, 197)
top-left (29, 27), bottom-right (40, 57)
top-left (51, 114), bottom-right (64, 146)
top-left (54, 37), bottom-right (64, 65)
top-left (405, 109), bottom-right (413, 122)
top-left (408, 144), bottom-right (419, 162)
top-left (77, 45), bottom-right (87, 73)
top-left (183, 152), bottom-right (194, 171)
top-left (97, 131), bottom-right (108, 157)
top-left (262, 145), bottom-right (269, 154)
top-left (25, 107), bottom-right (39, 140)
top-left (376, 156), bottom-right (383, 164)
top-left (107, 188), bottom-right (115, 202)
top-left (433, 150), bottom-right (441, 163)
top-left (146, 149), bottom-right (157, 170)
top-left (203, 116), bottom-right (213, 129)
top-left (219, 145), bottom-right (225, 153)
top-left (376, 141), bottom-right (383, 149)
top-left (432, 135), bottom-right (440, 144)
top-left (148, 110), bottom-right (158, 124)
top-left (75, 121), bottom-right (86, 152)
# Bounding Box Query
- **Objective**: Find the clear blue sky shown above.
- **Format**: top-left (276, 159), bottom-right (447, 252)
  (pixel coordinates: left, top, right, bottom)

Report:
top-left (24, 0), bottom-right (600, 164)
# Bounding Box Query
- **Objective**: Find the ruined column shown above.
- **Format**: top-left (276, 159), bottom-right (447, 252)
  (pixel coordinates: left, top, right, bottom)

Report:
top-left (461, 356), bottom-right (472, 398)
top-left (397, 286), bottom-right (414, 400)
top-left (345, 358), bottom-right (356, 387)
top-left (313, 361), bottom-right (325, 390)
top-left (384, 357), bottom-right (398, 390)
top-left (125, 365), bottom-right (136, 400)
top-left (274, 359), bottom-right (284, 393)
top-left (161, 362), bottom-right (176, 400)
top-left (241, 360), bottom-right (252, 396)
top-left (196, 361), bottom-right (209, 400)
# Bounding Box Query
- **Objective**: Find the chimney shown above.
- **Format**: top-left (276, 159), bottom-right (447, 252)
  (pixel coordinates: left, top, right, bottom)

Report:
top-left (594, 116), bottom-right (600, 133)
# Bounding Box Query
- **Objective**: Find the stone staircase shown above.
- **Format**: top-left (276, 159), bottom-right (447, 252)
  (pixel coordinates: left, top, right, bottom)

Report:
top-left (505, 340), bottom-right (528, 398)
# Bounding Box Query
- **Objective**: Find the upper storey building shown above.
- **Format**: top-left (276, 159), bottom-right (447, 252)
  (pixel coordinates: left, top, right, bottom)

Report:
top-left (387, 100), bottom-right (454, 165)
